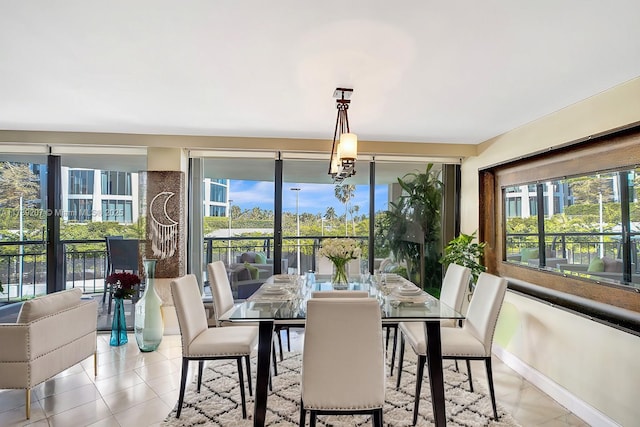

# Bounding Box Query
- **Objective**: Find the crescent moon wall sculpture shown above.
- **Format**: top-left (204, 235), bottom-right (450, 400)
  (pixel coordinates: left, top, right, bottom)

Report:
top-left (149, 191), bottom-right (179, 259)
top-left (143, 170), bottom-right (185, 278)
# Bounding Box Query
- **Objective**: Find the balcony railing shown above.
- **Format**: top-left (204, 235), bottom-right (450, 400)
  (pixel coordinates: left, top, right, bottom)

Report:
top-left (0, 235), bottom-right (369, 302)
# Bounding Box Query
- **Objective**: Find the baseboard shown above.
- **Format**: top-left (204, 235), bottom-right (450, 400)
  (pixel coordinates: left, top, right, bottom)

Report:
top-left (493, 345), bottom-right (622, 427)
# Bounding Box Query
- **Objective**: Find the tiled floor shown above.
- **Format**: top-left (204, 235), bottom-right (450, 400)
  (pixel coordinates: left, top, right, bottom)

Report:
top-left (0, 327), bottom-right (589, 427)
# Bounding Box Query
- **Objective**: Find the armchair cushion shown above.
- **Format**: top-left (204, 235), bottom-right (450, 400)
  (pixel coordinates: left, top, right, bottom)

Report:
top-left (254, 252), bottom-right (267, 264)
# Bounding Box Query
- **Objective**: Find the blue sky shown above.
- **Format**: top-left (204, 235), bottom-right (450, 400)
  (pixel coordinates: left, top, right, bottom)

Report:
top-left (228, 180), bottom-right (390, 215)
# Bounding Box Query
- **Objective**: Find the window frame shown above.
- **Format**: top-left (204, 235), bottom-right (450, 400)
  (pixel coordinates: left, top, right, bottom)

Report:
top-left (479, 125), bottom-right (640, 312)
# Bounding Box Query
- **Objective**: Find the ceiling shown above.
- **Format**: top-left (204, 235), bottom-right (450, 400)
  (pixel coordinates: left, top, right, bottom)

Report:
top-left (1, 1), bottom-right (640, 146)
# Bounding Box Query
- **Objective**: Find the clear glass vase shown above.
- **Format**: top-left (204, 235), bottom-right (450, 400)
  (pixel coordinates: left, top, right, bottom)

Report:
top-left (135, 259), bottom-right (164, 352)
top-left (331, 259), bottom-right (349, 290)
top-left (110, 298), bottom-right (128, 346)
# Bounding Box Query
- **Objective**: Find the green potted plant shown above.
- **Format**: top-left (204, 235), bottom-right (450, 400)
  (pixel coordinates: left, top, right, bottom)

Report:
top-left (440, 231), bottom-right (487, 293)
top-left (380, 164), bottom-right (443, 292)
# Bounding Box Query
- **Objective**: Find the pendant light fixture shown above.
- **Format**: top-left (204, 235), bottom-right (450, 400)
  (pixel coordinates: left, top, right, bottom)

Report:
top-left (328, 88), bottom-right (357, 182)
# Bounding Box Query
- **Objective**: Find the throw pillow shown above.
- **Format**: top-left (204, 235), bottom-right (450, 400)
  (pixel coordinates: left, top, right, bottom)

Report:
top-left (602, 256), bottom-right (623, 272)
top-left (520, 247), bottom-right (539, 262)
top-left (587, 257), bottom-right (605, 272)
top-left (245, 262), bottom-right (259, 280)
top-left (254, 252), bottom-right (267, 264)
top-left (240, 252), bottom-right (257, 263)
top-left (235, 267), bottom-right (251, 281)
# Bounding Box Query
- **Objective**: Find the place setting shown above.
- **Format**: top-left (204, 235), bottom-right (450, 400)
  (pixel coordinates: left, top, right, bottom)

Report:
top-left (388, 283), bottom-right (436, 305)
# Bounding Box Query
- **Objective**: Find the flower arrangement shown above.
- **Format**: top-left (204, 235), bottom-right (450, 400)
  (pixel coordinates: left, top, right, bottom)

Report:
top-left (106, 272), bottom-right (141, 300)
top-left (318, 238), bottom-right (361, 285)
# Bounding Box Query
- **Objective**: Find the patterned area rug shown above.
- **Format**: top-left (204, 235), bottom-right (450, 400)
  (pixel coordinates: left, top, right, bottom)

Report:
top-left (163, 352), bottom-right (520, 426)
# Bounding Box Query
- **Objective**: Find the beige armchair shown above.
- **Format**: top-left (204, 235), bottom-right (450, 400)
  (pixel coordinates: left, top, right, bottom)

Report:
top-left (0, 288), bottom-right (98, 419)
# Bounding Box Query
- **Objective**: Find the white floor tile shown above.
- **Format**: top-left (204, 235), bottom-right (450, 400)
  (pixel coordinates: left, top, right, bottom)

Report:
top-left (3, 329), bottom-right (588, 427)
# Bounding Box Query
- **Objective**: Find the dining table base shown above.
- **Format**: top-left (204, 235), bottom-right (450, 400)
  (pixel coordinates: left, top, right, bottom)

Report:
top-left (254, 320), bottom-right (274, 426)
top-left (424, 321), bottom-right (446, 426)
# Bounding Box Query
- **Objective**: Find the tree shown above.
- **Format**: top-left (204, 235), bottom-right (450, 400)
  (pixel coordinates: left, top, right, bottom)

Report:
top-left (0, 162), bottom-right (40, 209)
top-left (230, 205), bottom-right (242, 218)
top-left (350, 204), bottom-right (360, 234)
top-left (568, 175), bottom-right (614, 204)
top-left (334, 184), bottom-right (355, 235)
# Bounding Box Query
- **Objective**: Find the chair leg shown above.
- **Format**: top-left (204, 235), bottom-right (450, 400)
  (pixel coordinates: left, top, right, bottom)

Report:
top-left (94, 351), bottom-right (98, 377)
top-left (25, 389), bottom-right (31, 420)
top-left (245, 355), bottom-right (253, 397)
top-left (466, 359), bottom-right (474, 392)
top-left (176, 358), bottom-right (189, 418)
top-left (310, 410), bottom-right (317, 427)
top-left (390, 325), bottom-right (398, 376)
top-left (385, 324), bottom-right (391, 351)
top-left (237, 358), bottom-right (247, 419)
top-left (485, 358), bottom-right (499, 420)
top-left (197, 360), bottom-right (204, 392)
top-left (298, 400), bottom-right (306, 427)
top-left (396, 332), bottom-right (405, 390)
top-left (272, 341), bottom-right (279, 376)
top-left (413, 354), bottom-right (426, 426)
top-left (277, 329), bottom-right (284, 361)
top-left (372, 408), bottom-right (383, 427)
top-left (286, 326), bottom-right (291, 351)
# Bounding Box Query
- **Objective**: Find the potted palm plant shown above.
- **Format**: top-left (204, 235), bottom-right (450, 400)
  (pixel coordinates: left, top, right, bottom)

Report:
top-left (380, 164), bottom-right (443, 292)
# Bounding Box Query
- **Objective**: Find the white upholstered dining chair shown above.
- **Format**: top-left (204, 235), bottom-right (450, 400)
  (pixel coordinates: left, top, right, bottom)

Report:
top-left (300, 298), bottom-right (386, 426)
top-left (392, 263), bottom-right (471, 376)
top-left (171, 274), bottom-right (258, 419)
top-left (396, 272), bottom-right (507, 424)
top-left (207, 260), bottom-right (281, 376)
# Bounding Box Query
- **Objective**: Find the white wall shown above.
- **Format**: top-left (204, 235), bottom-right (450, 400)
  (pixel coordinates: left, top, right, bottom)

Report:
top-left (460, 76), bottom-right (640, 426)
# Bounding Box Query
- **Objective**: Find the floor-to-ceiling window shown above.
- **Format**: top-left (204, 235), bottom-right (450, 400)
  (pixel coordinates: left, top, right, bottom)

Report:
top-left (374, 160), bottom-right (448, 292)
top-left (200, 154), bottom-right (276, 294)
top-left (193, 151), bottom-right (459, 294)
top-left (282, 155), bottom-right (371, 277)
top-left (0, 156), bottom-right (47, 301)
top-left (0, 146), bottom-right (146, 304)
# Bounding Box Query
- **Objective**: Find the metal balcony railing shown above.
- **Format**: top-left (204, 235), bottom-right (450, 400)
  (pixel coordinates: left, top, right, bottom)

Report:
top-left (0, 235), bottom-right (370, 302)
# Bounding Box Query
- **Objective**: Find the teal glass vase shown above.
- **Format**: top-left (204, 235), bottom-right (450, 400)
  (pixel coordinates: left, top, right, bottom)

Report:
top-left (135, 259), bottom-right (164, 352)
top-left (110, 298), bottom-right (128, 346)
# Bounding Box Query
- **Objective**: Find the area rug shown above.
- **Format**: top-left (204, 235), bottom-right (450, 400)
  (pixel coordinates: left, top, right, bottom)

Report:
top-left (163, 352), bottom-right (520, 426)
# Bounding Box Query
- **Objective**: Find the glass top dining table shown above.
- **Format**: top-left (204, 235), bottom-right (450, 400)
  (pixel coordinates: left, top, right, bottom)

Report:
top-left (224, 273), bottom-right (464, 427)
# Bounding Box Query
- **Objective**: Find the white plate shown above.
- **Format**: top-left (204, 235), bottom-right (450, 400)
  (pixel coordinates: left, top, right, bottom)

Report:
top-left (262, 286), bottom-right (286, 294)
top-left (396, 286), bottom-right (422, 296)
